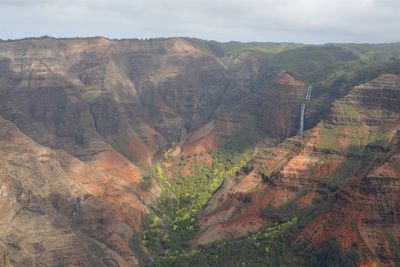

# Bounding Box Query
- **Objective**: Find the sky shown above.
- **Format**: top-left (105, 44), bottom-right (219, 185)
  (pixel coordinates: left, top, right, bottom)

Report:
top-left (1, 0), bottom-right (399, 44)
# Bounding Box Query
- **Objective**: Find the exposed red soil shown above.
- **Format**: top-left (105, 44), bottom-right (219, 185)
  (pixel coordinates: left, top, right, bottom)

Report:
top-left (88, 150), bottom-right (142, 185)
top-left (297, 191), bottom-right (317, 208)
top-left (182, 121), bottom-right (220, 157)
top-left (299, 158), bottom-right (400, 266)
top-left (57, 150), bottom-right (148, 230)
top-left (165, 121), bottom-right (220, 177)
top-left (126, 132), bottom-right (155, 165)
top-left (197, 127), bottom-right (323, 245)
top-left (314, 159), bottom-right (341, 177)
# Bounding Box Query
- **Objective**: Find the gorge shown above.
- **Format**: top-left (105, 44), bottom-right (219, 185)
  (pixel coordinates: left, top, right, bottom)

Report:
top-left (0, 37), bottom-right (400, 266)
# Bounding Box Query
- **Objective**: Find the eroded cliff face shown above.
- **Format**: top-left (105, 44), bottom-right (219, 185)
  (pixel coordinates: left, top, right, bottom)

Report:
top-left (0, 116), bottom-right (155, 266)
top-left (162, 70), bottom-right (309, 181)
top-left (196, 73), bottom-right (400, 266)
top-left (0, 38), bottom-right (310, 166)
top-left (261, 71), bottom-right (308, 137)
top-left (299, 74), bottom-right (400, 266)
top-left (0, 37), bottom-right (313, 266)
top-left (1, 37), bottom-right (399, 266)
top-left (0, 37), bottom-right (230, 165)
top-left (299, 154), bottom-right (400, 267)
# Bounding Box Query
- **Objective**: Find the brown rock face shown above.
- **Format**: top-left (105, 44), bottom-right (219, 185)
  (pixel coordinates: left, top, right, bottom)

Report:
top-left (2, 37), bottom-right (398, 266)
top-left (196, 133), bottom-right (311, 245)
top-left (300, 154), bottom-right (400, 267)
top-left (0, 37), bottom-right (231, 165)
top-left (0, 37), bottom-right (313, 266)
top-left (261, 71), bottom-right (308, 137)
top-left (196, 73), bottom-right (400, 266)
top-left (0, 38), bottom-right (309, 167)
top-left (0, 117), bottom-right (144, 266)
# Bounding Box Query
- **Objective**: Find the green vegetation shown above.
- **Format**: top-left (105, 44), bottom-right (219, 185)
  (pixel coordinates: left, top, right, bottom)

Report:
top-left (139, 122), bottom-right (371, 266)
top-left (338, 43), bottom-right (400, 62)
top-left (130, 230), bottom-right (152, 266)
top-left (183, 38), bottom-right (303, 58)
top-left (385, 230), bottom-right (400, 266)
top-left (148, 216), bottom-right (360, 267)
top-left (316, 121), bottom-right (397, 190)
top-left (248, 43), bottom-right (400, 130)
top-left (333, 102), bottom-right (361, 119)
top-left (249, 45), bottom-right (361, 89)
top-left (305, 238), bottom-right (359, 267)
top-left (115, 134), bottom-right (132, 160)
top-left (152, 217), bottom-right (302, 267)
top-left (317, 121), bottom-right (393, 154)
top-left (137, 115), bottom-right (271, 265)
top-left (140, 174), bottom-right (153, 191)
top-left (134, 42), bottom-right (400, 266)
top-left (302, 57), bottom-right (400, 129)
top-left (392, 157), bottom-right (400, 173)
top-left (142, 143), bottom-right (252, 258)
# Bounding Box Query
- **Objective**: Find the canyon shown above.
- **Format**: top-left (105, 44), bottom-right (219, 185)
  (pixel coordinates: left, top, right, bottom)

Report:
top-left (0, 37), bottom-right (400, 266)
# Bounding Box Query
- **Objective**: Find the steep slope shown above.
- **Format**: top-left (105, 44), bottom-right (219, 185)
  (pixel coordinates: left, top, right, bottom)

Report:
top-left (0, 37), bottom-right (310, 266)
top-left (173, 69), bottom-right (308, 163)
top-left (0, 38), bottom-right (365, 167)
top-left (0, 37), bottom-right (231, 165)
top-left (0, 116), bottom-right (157, 266)
top-left (260, 71), bottom-right (308, 137)
top-left (300, 152), bottom-right (400, 267)
top-left (1, 38), bottom-right (400, 266)
top-left (299, 74), bottom-right (400, 266)
top-left (194, 73), bottom-right (400, 266)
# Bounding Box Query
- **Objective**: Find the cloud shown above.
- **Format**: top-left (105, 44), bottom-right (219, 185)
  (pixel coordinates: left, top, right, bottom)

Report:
top-left (0, 0), bottom-right (399, 43)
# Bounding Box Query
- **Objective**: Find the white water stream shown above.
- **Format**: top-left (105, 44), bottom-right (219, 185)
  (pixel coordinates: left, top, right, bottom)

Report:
top-left (298, 104), bottom-right (305, 134)
top-left (298, 87), bottom-right (312, 134)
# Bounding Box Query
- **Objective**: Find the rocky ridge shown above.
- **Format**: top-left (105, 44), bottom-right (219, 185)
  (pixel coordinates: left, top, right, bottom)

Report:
top-left (1, 37), bottom-right (400, 266)
top-left (195, 73), bottom-right (400, 266)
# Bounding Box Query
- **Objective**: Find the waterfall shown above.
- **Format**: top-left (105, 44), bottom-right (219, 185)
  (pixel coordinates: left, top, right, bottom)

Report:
top-left (299, 104), bottom-right (305, 134)
top-left (298, 87), bottom-right (311, 134)
top-left (306, 87), bottom-right (312, 100)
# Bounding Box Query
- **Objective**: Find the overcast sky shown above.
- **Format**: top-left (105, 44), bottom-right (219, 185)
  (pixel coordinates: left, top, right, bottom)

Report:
top-left (1, 0), bottom-right (399, 43)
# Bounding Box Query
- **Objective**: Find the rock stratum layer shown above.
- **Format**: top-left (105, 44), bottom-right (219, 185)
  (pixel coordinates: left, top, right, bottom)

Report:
top-left (0, 37), bottom-right (313, 266)
top-left (0, 116), bottom-right (145, 266)
top-left (196, 73), bottom-right (400, 266)
top-left (0, 37), bottom-right (400, 266)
